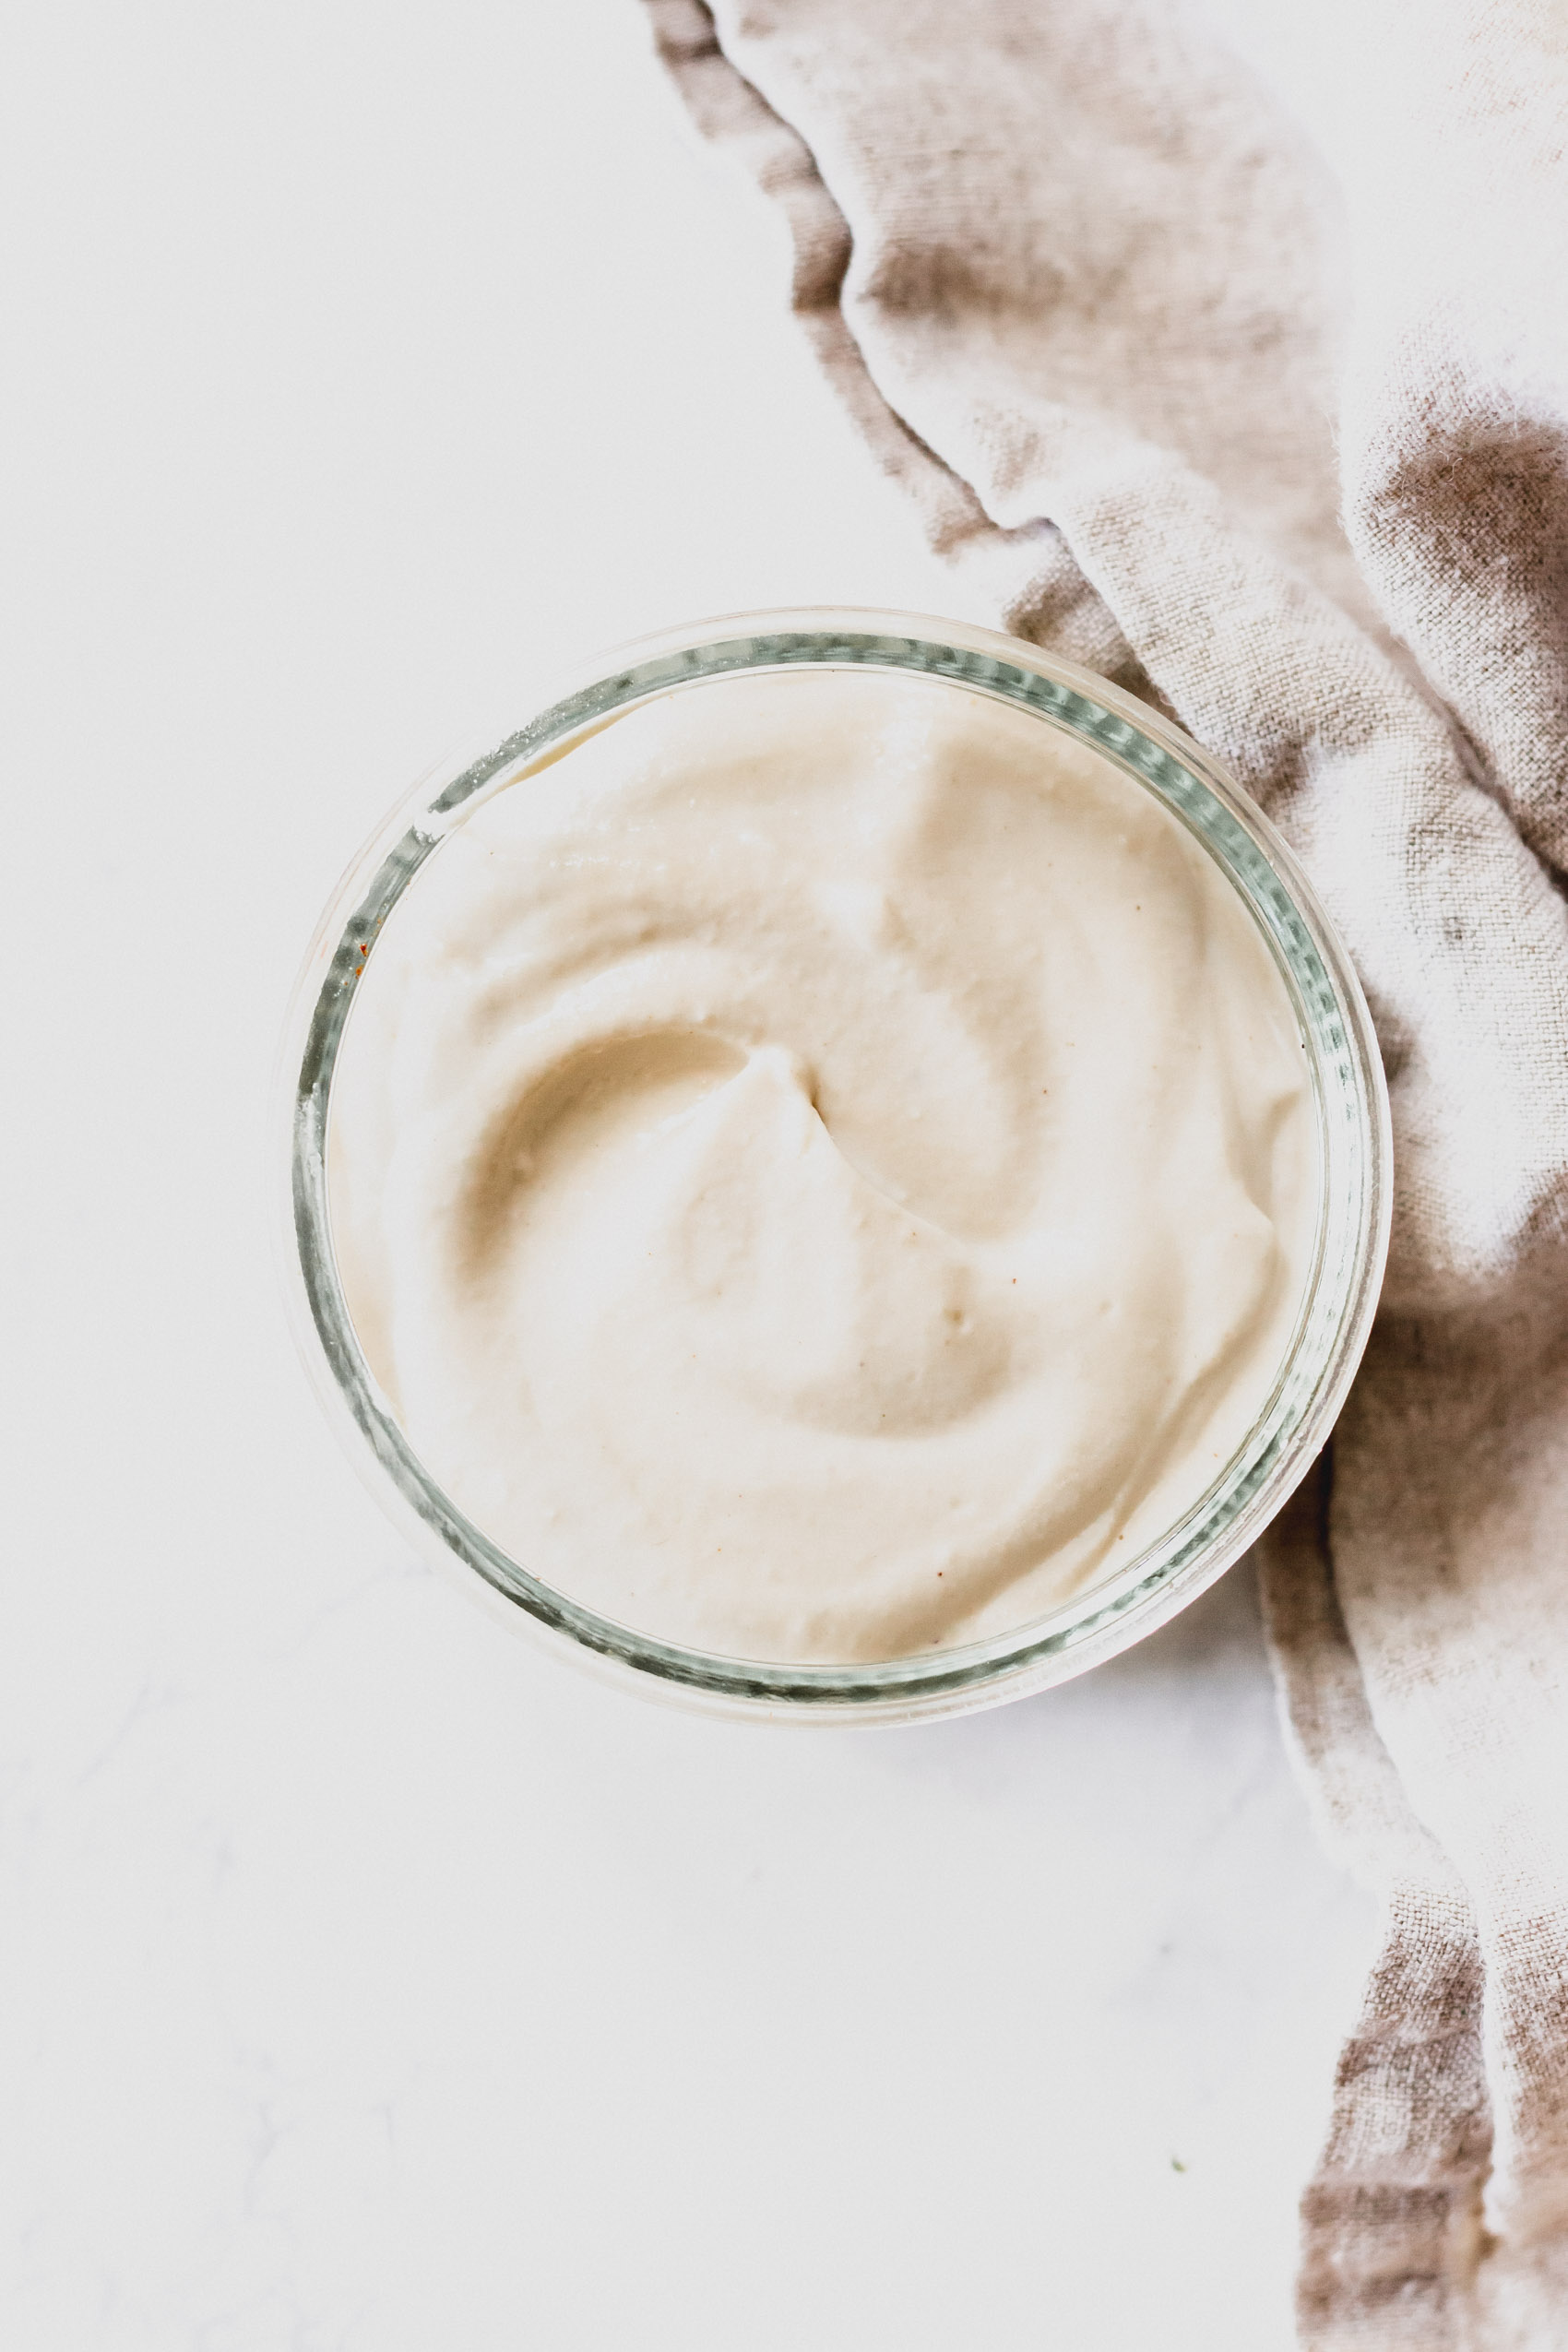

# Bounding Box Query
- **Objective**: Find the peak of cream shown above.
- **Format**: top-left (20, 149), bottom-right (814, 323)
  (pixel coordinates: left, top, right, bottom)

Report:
top-left (327, 667), bottom-right (1318, 1663)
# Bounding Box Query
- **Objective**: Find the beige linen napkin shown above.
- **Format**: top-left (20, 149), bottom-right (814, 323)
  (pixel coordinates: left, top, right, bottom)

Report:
top-left (641, 2), bottom-right (1568, 2340)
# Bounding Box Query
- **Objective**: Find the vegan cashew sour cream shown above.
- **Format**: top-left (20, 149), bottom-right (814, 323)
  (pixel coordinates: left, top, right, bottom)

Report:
top-left (328, 667), bottom-right (1318, 1665)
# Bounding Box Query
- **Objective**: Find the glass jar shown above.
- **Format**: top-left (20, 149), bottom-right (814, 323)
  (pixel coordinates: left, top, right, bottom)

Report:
top-left (278, 609), bottom-right (1390, 1723)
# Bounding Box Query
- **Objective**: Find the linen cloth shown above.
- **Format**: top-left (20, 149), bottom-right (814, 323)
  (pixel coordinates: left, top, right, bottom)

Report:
top-left (640, 2), bottom-right (1568, 2340)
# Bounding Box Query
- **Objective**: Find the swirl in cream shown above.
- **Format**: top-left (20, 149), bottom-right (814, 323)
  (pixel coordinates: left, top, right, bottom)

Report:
top-left (328, 667), bottom-right (1318, 1662)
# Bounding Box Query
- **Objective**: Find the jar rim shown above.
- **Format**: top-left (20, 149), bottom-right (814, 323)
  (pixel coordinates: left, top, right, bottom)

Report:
top-left (278, 607), bottom-right (1392, 1724)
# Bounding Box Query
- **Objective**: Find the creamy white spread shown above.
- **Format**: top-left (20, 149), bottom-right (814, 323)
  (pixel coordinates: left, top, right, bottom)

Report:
top-left (328, 667), bottom-right (1318, 1663)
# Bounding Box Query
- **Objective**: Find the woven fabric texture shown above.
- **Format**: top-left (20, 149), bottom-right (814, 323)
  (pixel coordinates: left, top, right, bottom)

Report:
top-left (641, 3), bottom-right (1568, 2337)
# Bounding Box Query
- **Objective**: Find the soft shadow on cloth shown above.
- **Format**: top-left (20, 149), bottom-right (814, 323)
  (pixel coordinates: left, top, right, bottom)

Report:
top-left (641, 2), bottom-right (1568, 2341)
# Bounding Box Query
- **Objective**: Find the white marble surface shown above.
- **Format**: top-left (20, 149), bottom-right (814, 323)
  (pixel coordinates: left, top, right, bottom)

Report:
top-left (1, 3), bottom-right (1376, 2344)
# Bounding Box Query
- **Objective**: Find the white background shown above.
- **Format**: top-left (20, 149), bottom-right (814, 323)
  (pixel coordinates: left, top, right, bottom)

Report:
top-left (1, 3), bottom-right (1375, 2345)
